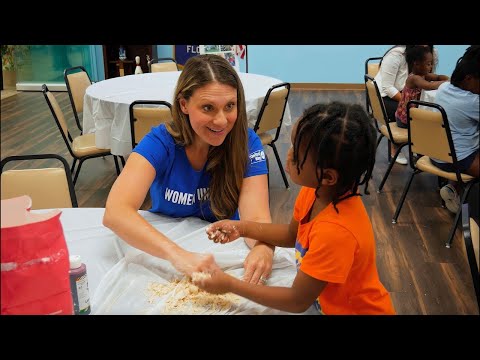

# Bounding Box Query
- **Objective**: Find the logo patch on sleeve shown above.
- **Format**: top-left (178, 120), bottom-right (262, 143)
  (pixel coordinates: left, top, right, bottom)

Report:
top-left (249, 150), bottom-right (266, 164)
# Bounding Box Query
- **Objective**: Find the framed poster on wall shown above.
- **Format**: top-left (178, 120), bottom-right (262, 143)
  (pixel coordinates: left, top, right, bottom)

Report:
top-left (199, 45), bottom-right (239, 71)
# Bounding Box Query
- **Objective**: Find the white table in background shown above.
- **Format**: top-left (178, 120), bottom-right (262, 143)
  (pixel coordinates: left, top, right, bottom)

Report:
top-left (420, 89), bottom-right (437, 104)
top-left (83, 72), bottom-right (292, 156)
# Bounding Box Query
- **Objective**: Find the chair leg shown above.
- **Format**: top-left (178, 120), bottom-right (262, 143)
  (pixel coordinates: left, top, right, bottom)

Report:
top-left (73, 159), bottom-right (84, 186)
top-left (376, 134), bottom-right (383, 150)
top-left (71, 158), bottom-right (77, 174)
top-left (378, 144), bottom-right (407, 193)
top-left (392, 170), bottom-right (418, 224)
top-left (120, 156), bottom-right (126, 167)
top-left (387, 140), bottom-right (392, 162)
top-left (270, 143), bottom-right (289, 189)
top-left (113, 156), bottom-right (120, 176)
top-left (445, 181), bottom-right (476, 248)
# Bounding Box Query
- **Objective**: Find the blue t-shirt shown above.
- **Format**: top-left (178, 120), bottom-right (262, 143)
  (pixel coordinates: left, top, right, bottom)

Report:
top-left (434, 82), bottom-right (479, 162)
top-left (133, 124), bottom-right (268, 222)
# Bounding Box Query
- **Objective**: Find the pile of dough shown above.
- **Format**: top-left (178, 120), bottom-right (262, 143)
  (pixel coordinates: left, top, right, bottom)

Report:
top-left (146, 276), bottom-right (239, 314)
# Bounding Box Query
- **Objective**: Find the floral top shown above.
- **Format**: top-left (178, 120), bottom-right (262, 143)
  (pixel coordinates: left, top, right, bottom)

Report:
top-left (395, 74), bottom-right (422, 125)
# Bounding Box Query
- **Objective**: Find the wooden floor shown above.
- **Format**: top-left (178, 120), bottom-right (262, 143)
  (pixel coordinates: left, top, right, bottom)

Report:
top-left (1, 90), bottom-right (478, 315)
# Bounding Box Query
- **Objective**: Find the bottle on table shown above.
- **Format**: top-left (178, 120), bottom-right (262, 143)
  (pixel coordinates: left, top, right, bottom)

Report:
top-left (69, 255), bottom-right (91, 315)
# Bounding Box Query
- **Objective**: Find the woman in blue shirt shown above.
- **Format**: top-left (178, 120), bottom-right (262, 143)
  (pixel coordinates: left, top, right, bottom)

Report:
top-left (104, 54), bottom-right (273, 284)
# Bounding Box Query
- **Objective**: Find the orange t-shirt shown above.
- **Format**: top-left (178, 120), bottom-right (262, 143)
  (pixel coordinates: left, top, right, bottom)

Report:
top-left (293, 187), bottom-right (395, 315)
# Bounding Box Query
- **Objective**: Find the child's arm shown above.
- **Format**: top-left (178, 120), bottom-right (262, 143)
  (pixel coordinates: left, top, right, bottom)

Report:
top-left (206, 217), bottom-right (299, 248)
top-left (194, 267), bottom-right (326, 313)
top-left (425, 73), bottom-right (449, 82)
top-left (410, 74), bottom-right (447, 91)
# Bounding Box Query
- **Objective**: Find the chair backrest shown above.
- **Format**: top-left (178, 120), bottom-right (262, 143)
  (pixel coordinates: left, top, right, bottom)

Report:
top-left (253, 82), bottom-right (290, 141)
top-left (129, 100), bottom-right (173, 147)
top-left (364, 75), bottom-right (389, 128)
top-left (407, 101), bottom-right (455, 163)
top-left (364, 57), bottom-right (383, 113)
top-left (470, 217), bottom-right (479, 270)
top-left (365, 57), bottom-right (382, 78)
top-left (407, 100), bottom-right (467, 183)
top-left (1, 154), bottom-right (78, 209)
top-left (149, 57), bottom-right (179, 72)
top-left (64, 66), bottom-right (92, 131)
top-left (461, 202), bottom-right (479, 309)
top-left (42, 84), bottom-right (75, 156)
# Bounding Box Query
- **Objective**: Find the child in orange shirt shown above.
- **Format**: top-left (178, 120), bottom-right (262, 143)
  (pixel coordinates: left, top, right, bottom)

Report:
top-left (194, 102), bottom-right (395, 315)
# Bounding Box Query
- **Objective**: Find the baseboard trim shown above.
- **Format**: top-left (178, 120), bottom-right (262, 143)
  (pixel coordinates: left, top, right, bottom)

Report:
top-left (291, 83), bottom-right (364, 91)
top-left (15, 82), bottom-right (67, 92)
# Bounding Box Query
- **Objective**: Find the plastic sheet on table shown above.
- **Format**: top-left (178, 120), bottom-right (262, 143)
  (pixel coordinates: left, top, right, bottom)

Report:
top-left (92, 214), bottom-right (301, 314)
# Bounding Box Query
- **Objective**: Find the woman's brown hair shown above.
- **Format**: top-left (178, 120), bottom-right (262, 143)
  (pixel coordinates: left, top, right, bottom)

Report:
top-left (165, 54), bottom-right (248, 220)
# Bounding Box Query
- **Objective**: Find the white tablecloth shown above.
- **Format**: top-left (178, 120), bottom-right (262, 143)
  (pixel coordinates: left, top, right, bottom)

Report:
top-left (33, 208), bottom-right (316, 315)
top-left (420, 89), bottom-right (437, 103)
top-left (83, 72), bottom-right (292, 156)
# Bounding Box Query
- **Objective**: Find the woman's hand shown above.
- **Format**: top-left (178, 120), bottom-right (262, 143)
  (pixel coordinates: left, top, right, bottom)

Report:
top-left (171, 251), bottom-right (217, 277)
top-left (192, 265), bottom-right (231, 295)
top-left (205, 220), bottom-right (244, 243)
top-left (243, 243), bottom-right (274, 285)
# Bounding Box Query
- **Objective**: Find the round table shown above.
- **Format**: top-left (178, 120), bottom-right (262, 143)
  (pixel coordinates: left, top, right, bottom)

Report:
top-left (82, 71), bottom-right (292, 156)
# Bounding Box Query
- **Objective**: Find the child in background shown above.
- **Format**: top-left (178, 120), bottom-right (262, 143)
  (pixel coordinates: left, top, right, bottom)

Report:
top-left (194, 102), bottom-right (395, 315)
top-left (431, 45), bottom-right (480, 213)
top-left (395, 46), bottom-right (449, 129)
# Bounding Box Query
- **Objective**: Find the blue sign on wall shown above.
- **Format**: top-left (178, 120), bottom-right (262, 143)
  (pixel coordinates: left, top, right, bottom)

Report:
top-left (175, 45), bottom-right (200, 66)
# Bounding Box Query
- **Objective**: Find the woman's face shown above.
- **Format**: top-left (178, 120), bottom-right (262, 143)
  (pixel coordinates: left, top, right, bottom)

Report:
top-left (179, 82), bottom-right (237, 147)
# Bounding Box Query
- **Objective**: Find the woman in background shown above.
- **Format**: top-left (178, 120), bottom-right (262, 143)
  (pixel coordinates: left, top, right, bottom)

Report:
top-left (375, 45), bottom-right (438, 164)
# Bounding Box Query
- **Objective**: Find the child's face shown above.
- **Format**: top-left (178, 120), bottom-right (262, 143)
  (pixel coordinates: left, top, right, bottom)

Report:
top-left (416, 52), bottom-right (433, 75)
top-left (285, 121), bottom-right (319, 188)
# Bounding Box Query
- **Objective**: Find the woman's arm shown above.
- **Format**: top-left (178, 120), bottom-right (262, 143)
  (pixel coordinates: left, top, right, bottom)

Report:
top-left (195, 267), bottom-right (326, 313)
top-left (237, 173), bottom-right (274, 283)
top-left (238, 174), bottom-right (271, 248)
top-left (380, 51), bottom-right (404, 100)
top-left (103, 153), bottom-right (215, 275)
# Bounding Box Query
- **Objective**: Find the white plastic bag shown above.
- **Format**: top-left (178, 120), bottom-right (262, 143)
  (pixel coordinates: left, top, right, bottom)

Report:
top-left (92, 213), bottom-right (299, 314)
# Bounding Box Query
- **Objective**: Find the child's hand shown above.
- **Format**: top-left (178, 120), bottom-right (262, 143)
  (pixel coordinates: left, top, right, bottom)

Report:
top-left (206, 220), bottom-right (243, 244)
top-left (172, 251), bottom-right (217, 277)
top-left (192, 267), bottom-right (231, 295)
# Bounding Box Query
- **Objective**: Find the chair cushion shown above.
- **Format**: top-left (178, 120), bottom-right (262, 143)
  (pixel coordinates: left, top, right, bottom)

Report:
top-left (1, 168), bottom-right (73, 209)
top-left (72, 133), bottom-right (110, 157)
top-left (416, 156), bottom-right (475, 182)
top-left (380, 123), bottom-right (408, 143)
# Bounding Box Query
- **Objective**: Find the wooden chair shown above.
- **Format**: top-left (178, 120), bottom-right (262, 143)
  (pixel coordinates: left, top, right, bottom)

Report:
top-left (364, 75), bottom-right (409, 192)
top-left (462, 201), bottom-right (479, 311)
top-left (64, 66), bottom-right (93, 134)
top-left (364, 56), bottom-right (382, 114)
top-left (1, 154), bottom-right (78, 209)
top-left (253, 82), bottom-right (291, 189)
top-left (148, 57), bottom-right (179, 72)
top-left (392, 100), bottom-right (479, 249)
top-left (129, 100), bottom-right (173, 148)
top-left (42, 84), bottom-right (123, 185)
